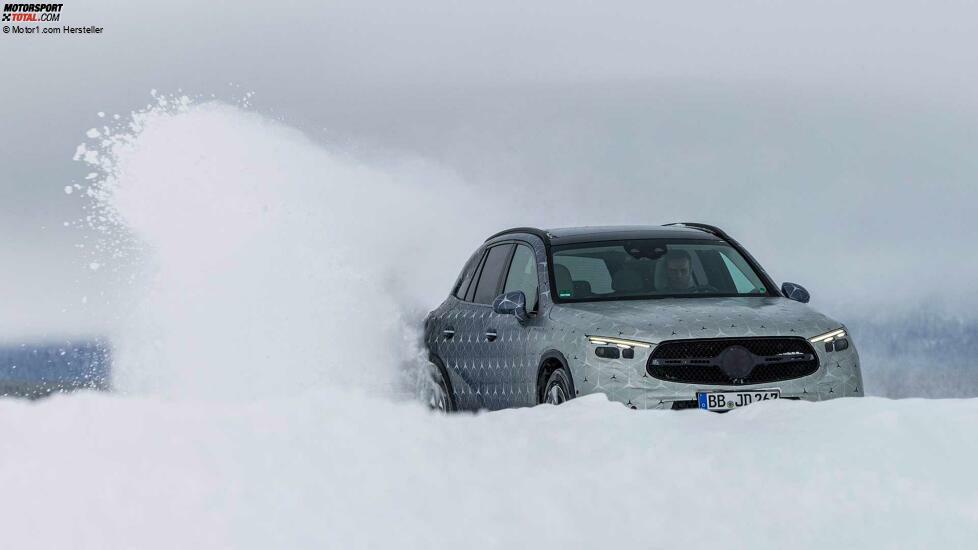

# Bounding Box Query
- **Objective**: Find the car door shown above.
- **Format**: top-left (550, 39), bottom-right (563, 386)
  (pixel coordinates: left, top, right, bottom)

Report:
top-left (459, 242), bottom-right (514, 410)
top-left (491, 242), bottom-right (543, 409)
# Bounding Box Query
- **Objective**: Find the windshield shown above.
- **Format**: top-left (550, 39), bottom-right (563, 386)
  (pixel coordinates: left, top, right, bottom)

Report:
top-left (551, 239), bottom-right (770, 302)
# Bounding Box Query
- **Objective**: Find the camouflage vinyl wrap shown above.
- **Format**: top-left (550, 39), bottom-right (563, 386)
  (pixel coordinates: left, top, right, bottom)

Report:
top-left (424, 231), bottom-right (863, 411)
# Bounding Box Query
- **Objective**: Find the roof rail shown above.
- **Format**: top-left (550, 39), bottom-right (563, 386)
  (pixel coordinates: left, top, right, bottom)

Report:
top-left (662, 222), bottom-right (731, 241)
top-left (484, 227), bottom-right (552, 243)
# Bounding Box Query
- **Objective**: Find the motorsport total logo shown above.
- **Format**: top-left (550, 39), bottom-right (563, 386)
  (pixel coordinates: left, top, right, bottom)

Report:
top-left (2, 3), bottom-right (104, 35)
top-left (3, 3), bottom-right (61, 21)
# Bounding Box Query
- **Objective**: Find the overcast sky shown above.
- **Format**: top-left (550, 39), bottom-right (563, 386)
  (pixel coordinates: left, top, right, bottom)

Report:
top-left (2, 0), bottom-right (977, 338)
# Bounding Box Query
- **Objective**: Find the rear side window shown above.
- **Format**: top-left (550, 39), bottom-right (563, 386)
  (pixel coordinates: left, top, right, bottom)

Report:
top-left (472, 244), bottom-right (514, 304)
top-left (503, 244), bottom-right (539, 312)
top-left (464, 253), bottom-right (485, 302)
top-left (453, 249), bottom-right (484, 299)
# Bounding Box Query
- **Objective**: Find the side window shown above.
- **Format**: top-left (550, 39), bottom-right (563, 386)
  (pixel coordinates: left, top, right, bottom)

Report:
top-left (503, 244), bottom-right (539, 312)
top-left (472, 244), bottom-right (514, 304)
top-left (453, 249), bottom-right (484, 300)
top-left (464, 253), bottom-right (486, 302)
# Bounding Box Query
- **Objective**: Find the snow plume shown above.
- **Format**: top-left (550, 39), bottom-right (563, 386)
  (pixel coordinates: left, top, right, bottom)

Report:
top-left (76, 96), bottom-right (518, 398)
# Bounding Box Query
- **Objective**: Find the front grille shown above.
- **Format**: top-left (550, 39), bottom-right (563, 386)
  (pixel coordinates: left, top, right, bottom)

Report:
top-left (648, 337), bottom-right (819, 386)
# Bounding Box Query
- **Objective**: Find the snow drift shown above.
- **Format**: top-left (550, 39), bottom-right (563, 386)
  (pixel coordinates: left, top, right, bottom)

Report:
top-left (1, 392), bottom-right (976, 549)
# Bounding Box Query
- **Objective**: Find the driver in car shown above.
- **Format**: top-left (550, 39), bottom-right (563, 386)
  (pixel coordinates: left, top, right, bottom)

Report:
top-left (663, 250), bottom-right (698, 291)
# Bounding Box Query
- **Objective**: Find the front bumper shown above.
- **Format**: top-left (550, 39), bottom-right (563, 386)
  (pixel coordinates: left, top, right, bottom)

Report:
top-left (573, 339), bottom-right (864, 410)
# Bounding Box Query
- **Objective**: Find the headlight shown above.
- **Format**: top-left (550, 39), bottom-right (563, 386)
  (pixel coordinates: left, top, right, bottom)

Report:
top-left (586, 335), bottom-right (653, 349)
top-left (809, 328), bottom-right (850, 352)
top-left (808, 328), bottom-right (846, 343)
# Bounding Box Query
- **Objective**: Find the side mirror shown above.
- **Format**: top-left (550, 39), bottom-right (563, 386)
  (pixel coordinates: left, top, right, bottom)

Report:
top-left (492, 291), bottom-right (529, 323)
top-left (781, 282), bottom-right (810, 303)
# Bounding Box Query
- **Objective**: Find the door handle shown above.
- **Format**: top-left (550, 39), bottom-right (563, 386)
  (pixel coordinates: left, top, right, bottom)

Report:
top-left (485, 329), bottom-right (498, 342)
top-left (442, 327), bottom-right (456, 340)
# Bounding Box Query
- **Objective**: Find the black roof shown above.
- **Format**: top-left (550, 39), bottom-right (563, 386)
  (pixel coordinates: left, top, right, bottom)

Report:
top-left (546, 225), bottom-right (721, 244)
top-left (486, 224), bottom-right (723, 245)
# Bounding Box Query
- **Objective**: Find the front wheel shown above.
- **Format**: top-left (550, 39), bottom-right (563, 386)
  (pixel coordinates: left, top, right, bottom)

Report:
top-left (542, 368), bottom-right (573, 405)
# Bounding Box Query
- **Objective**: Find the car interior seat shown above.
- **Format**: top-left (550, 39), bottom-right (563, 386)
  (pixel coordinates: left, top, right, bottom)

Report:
top-left (554, 264), bottom-right (574, 298)
top-left (611, 264), bottom-right (645, 294)
top-left (572, 280), bottom-right (592, 298)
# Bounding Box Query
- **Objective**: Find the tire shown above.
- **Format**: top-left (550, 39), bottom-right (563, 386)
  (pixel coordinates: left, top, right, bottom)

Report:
top-left (420, 360), bottom-right (456, 412)
top-left (542, 368), bottom-right (573, 405)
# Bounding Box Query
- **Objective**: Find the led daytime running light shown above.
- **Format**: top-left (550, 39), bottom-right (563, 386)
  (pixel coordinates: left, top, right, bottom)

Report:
top-left (809, 328), bottom-right (846, 343)
top-left (586, 336), bottom-right (653, 349)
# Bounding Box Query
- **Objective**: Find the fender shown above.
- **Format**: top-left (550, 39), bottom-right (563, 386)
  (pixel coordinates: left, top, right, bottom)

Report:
top-left (536, 349), bottom-right (576, 402)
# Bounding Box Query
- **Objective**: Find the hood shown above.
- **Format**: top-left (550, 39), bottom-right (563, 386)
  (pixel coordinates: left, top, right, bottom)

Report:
top-left (549, 297), bottom-right (842, 343)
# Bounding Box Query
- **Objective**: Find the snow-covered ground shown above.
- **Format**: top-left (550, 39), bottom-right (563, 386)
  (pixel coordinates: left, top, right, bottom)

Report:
top-left (3, 391), bottom-right (976, 549)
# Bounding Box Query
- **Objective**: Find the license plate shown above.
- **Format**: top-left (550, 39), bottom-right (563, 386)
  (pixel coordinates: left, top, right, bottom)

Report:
top-left (697, 389), bottom-right (781, 411)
